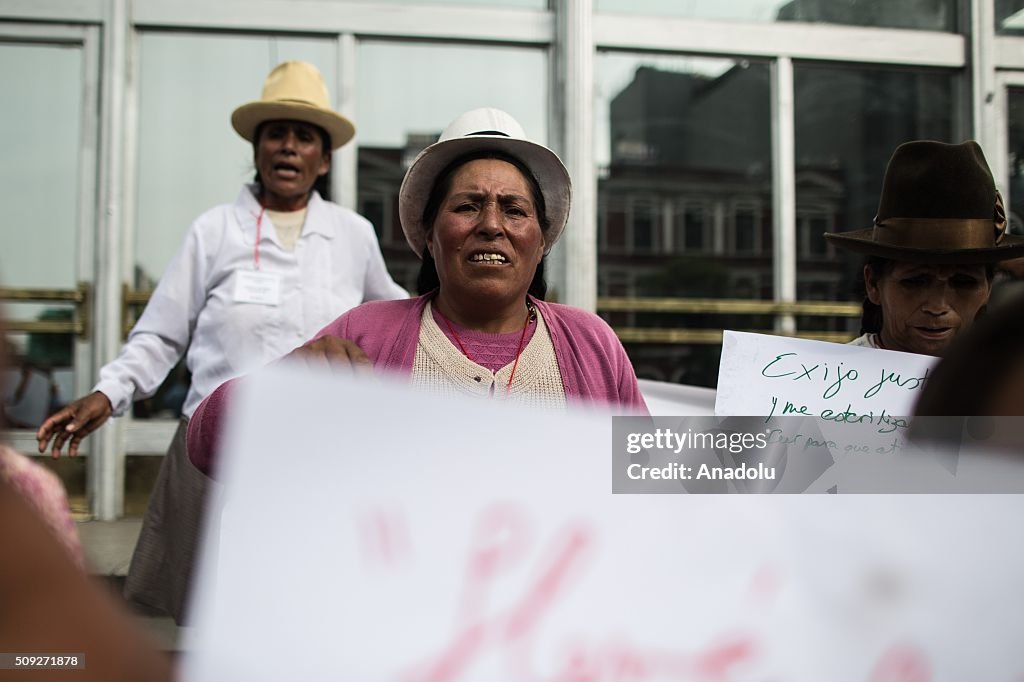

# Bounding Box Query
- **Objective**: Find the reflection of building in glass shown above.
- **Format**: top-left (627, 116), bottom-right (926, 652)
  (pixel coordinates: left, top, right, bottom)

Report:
top-left (599, 62), bottom-right (852, 311)
top-left (775, 0), bottom-right (953, 31)
top-left (600, 63), bottom-right (776, 303)
top-left (995, 0), bottom-right (1024, 35)
top-left (1010, 89), bottom-right (1024, 234)
top-left (596, 55), bottom-right (952, 384)
top-left (3, 308), bottom-right (74, 428)
top-left (358, 135), bottom-right (437, 294)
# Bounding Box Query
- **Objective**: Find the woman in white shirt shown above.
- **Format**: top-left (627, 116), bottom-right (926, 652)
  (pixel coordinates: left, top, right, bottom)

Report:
top-left (35, 60), bottom-right (405, 622)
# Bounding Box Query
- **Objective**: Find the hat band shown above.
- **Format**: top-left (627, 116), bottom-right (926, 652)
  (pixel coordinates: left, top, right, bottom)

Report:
top-left (269, 97), bottom-right (321, 107)
top-left (873, 218), bottom-right (998, 250)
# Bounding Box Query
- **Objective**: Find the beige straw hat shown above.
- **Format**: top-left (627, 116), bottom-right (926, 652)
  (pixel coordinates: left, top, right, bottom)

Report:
top-left (231, 61), bottom-right (355, 150)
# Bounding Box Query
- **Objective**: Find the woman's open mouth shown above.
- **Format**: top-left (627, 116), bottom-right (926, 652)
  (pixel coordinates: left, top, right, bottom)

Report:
top-left (469, 252), bottom-right (509, 265)
top-left (272, 162), bottom-right (300, 179)
top-left (915, 327), bottom-right (953, 340)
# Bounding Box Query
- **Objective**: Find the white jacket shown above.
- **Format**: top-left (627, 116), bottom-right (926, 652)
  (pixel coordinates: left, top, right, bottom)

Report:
top-left (94, 184), bottom-right (406, 418)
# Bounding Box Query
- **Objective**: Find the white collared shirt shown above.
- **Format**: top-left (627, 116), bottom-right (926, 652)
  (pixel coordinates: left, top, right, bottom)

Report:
top-left (847, 333), bottom-right (880, 349)
top-left (94, 184), bottom-right (407, 418)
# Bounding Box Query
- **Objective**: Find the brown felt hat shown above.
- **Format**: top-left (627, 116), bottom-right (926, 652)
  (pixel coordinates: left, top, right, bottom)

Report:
top-left (825, 140), bottom-right (1024, 264)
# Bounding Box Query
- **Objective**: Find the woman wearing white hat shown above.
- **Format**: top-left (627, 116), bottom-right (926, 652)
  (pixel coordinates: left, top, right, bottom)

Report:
top-left (188, 107), bottom-right (648, 476)
top-left (36, 61), bottom-right (405, 622)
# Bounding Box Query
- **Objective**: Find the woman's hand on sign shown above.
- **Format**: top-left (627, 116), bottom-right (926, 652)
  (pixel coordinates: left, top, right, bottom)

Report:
top-left (287, 336), bottom-right (373, 374)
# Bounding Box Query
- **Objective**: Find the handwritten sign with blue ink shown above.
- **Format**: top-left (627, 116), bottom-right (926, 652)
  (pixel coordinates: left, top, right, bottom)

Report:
top-left (716, 331), bottom-right (937, 422)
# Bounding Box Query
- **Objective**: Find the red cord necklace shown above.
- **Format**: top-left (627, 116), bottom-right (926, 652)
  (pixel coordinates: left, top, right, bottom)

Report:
top-left (437, 301), bottom-right (537, 396)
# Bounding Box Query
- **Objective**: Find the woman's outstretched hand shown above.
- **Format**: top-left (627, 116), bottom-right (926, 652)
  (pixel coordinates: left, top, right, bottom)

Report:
top-left (36, 391), bottom-right (113, 458)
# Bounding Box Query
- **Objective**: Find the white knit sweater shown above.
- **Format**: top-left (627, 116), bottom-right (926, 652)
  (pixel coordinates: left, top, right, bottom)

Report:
top-left (410, 302), bottom-right (567, 408)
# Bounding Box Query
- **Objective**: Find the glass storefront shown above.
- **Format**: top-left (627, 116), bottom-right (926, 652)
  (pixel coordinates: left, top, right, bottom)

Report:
top-left (2, 2), bottom-right (1022, 518)
top-left (131, 33), bottom-right (339, 419)
top-left (356, 41), bottom-right (548, 293)
top-left (0, 41), bottom-right (85, 428)
top-left (793, 63), bottom-right (956, 333)
top-left (997, 0), bottom-right (1024, 35)
top-left (1009, 88), bottom-right (1024, 234)
top-left (596, 53), bottom-right (772, 385)
top-left (596, 0), bottom-right (957, 32)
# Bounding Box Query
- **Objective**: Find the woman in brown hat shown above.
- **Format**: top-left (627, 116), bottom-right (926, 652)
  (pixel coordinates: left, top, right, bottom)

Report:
top-left (35, 61), bottom-right (405, 623)
top-left (826, 140), bottom-right (1024, 357)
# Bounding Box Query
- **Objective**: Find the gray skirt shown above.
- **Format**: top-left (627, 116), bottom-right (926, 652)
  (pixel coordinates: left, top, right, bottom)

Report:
top-left (124, 418), bottom-right (209, 625)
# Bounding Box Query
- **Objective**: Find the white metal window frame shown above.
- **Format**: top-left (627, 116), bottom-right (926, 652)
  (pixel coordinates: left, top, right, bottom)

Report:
top-left (0, 20), bottom-right (100, 409)
top-left (4, 0), bottom-right (1023, 518)
top-left (0, 21), bottom-right (108, 501)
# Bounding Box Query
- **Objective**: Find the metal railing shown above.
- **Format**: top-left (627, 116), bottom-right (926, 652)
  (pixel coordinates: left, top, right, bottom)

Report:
top-left (0, 283), bottom-right (91, 339)
top-left (597, 296), bottom-right (862, 344)
top-left (122, 285), bottom-right (154, 339)
top-left (1, 288), bottom-right (864, 346)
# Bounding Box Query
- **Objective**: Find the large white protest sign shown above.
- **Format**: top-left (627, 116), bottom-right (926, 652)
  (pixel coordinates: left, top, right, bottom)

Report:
top-left (182, 365), bottom-right (1024, 681)
top-left (638, 378), bottom-right (716, 416)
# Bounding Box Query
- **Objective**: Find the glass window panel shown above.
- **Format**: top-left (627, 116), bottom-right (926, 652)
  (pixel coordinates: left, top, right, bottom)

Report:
top-left (631, 198), bottom-right (657, 252)
top-left (601, 193), bottom-right (628, 250)
top-left (733, 207), bottom-right (758, 252)
top-left (360, 195), bottom-right (386, 239)
top-left (805, 214), bottom-right (829, 256)
top-left (794, 62), bottom-right (955, 334)
top-left (996, 0), bottom-right (1024, 35)
top-left (682, 205), bottom-right (706, 252)
top-left (137, 33), bottom-right (337, 284)
top-left (356, 41), bottom-right (547, 294)
top-left (134, 33), bottom-right (338, 419)
top-left (596, 53), bottom-right (772, 387)
top-left (0, 42), bottom-right (81, 295)
top-left (0, 41), bottom-right (84, 428)
top-left (1010, 87), bottom-right (1024, 235)
top-left (596, 0), bottom-right (956, 31)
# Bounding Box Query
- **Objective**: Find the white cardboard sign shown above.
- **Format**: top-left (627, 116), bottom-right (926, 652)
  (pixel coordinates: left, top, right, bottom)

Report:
top-left (715, 331), bottom-right (938, 421)
top-left (182, 365), bottom-right (1024, 681)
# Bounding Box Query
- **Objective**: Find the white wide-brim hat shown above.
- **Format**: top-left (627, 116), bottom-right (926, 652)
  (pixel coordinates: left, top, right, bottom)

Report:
top-left (231, 60), bottom-right (355, 150)
top-left (399, 107), bottom-right (571, 257)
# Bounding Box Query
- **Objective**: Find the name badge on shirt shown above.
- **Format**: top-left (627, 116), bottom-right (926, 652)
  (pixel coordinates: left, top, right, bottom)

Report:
top-left (233, 269), bottom-right (281, 306)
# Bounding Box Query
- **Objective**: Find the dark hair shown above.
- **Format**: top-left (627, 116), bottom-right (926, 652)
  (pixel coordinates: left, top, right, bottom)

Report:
top-left (415, 150), bottom-right (549, 300)
top-left (859, 256), bottom-right (893, 335)
top-left (858, 256), bottom-right (996, 336)
top-left (251, 121), bottom-right (333, 202)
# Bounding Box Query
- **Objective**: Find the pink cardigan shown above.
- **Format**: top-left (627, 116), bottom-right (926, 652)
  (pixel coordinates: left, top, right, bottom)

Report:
top-left (0, 445), bottom-right (84, 568)
top-left (188, 295), bottom-right (647, 475)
